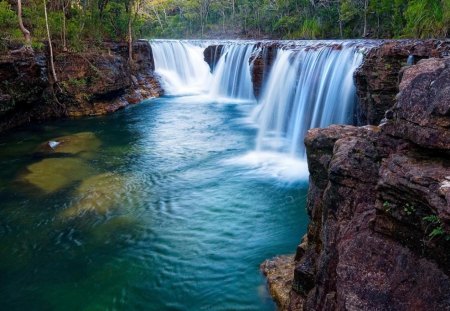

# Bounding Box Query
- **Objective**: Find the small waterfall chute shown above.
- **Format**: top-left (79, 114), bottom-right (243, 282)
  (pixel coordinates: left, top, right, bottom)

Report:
top-left (150, 40), bottom-right (212, 96)
top-left (209, 44), bottom-right (256, 101)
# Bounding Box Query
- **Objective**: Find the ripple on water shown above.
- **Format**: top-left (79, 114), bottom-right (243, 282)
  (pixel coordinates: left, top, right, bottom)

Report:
top-left (0, 96), bottom-right (308, 311)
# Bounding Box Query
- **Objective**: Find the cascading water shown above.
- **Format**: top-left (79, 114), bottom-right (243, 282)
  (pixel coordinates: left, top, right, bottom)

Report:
top-left (151, 40), bottom-right (256, 101)
top-left (209, 44), bottom-right (256, 100)
top-left (253, 42), bottom-right (365, 159)
top-left (150, 40), bottom-right (212, 96)
top-left (150, 39), bottom-right (369, 181)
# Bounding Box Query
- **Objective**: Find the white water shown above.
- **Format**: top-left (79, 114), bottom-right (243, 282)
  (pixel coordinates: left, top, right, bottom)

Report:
top-left (149, 40), bottom-right (368, 181)
top-left (209, 44), bottom-right (256, 100)
top-left (151, 40), bottom-right (257, 101)
top-left (151, 40), bottom-right (212, 96)
top-left (253, 43), bottom-right (364, 159)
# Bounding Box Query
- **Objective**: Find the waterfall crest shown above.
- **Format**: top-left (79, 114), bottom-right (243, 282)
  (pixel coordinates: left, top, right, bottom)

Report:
top-left (150, 40), bottom-right (212, 96)
top-left (149, 39), bottom-right (370, 181)
top-left (253, 43), bottom-right (364, 159)
top-left (209, 44), bottom-right (256, 100)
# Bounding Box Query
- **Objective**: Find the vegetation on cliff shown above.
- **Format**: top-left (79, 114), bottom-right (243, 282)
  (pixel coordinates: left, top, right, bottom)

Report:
top-left (0, 0), bottom-right (449, 51)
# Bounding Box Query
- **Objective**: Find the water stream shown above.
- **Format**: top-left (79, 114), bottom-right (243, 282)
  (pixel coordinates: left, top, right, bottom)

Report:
top-left (0, 39), bottom-right (371, 310)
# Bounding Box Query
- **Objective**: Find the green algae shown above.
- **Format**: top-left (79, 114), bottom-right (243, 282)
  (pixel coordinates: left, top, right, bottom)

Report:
top-left (22, 158), bottom-right (93, 193)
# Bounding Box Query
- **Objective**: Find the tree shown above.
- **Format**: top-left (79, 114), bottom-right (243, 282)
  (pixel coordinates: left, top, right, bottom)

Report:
top-left (17, 0), bottom-right (31, 45)
top-left (44, 0), bottom-right (57, 82)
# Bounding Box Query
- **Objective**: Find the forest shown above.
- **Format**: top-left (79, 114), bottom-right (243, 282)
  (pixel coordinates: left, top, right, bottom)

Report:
top-left (0, 0), bottom-right (449, 51)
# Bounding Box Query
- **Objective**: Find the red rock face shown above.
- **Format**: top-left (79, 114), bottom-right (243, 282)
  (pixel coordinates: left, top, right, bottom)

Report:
top-left (354, 39), bottom-right (450, 126)
top-left (249, 44), bottom-right (277, 99)
top-left (282, 57), bottom-right (450, 310)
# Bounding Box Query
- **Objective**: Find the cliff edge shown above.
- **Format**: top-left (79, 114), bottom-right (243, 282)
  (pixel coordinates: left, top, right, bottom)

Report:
top-left (0, 41), bottom-right (162, 132)
top-left (262, 56), bottom-right (450, 310)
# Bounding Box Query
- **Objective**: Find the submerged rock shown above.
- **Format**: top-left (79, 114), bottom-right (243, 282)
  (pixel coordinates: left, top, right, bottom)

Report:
top-left (90, 215), bottom-right (138, 243)
top-left (60, 173), bottom-right (126, 218)
top-left (38, 132), bottom-right (101, 158)
top-left (22, 158), bottom-right (93, 193)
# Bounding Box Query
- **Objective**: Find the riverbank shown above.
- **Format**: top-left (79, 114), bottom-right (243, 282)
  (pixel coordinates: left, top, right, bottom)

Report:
top-left (0, 40), bottom-right (162, 132)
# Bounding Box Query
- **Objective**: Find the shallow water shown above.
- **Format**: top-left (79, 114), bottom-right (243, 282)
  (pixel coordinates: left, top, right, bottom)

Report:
top-left (0, 96), bottom-right (308, 310)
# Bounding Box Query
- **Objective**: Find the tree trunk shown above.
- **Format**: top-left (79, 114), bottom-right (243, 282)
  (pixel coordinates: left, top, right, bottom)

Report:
top-left (17, 0), bottom-right (31, 45)
top-left (222, 10), bottom-right (225, 32)
top-left (44, 0), bottom-right (58, 82)
top-left (128, 16), bottom-right (133, 65)
top-left (151, 6), bottom-right (163, 29)
top-left (338, 7), bottom-right (343, 38)
top-left (62, 3), bottom-right (67, 51)
top-left (363, 0), bottom-right (369, 37)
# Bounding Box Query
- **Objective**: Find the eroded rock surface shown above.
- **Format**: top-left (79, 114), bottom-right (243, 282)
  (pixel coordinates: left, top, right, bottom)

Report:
top-left (250, 44), bottom-right (277, 99)
top-left (264, 57), bottom-right (450, 310)
top-left (355, 39), bottom-right (450, 125)
top-left (0, 41), bottom-right (162, 132)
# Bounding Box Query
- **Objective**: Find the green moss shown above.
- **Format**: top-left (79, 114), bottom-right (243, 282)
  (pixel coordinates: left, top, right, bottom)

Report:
top-left (22, 158), bottom-right (93, 193)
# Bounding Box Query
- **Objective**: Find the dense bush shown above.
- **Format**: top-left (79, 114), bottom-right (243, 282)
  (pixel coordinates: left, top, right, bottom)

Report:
top-left (0, 0), bottom-right (448, 50)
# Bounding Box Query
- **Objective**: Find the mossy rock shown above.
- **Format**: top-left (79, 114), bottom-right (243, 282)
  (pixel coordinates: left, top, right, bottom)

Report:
top-left (38, 132), bottom-right (101, 159)
top-left (90, 215), bottom-right (138, 243)
top-left (22, 158), bottom-right (93, 193)
top-left (60, 173), bottom-right (126, 218)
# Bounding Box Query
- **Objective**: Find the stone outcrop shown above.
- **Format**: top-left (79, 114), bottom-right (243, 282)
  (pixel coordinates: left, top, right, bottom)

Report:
top-left (250, 44), bottom-right (277, 99)
top-left (263, 57), bottom-right (450, 310)
top-left (203, 42), bottom-right (278, 99)
top-left (0, 40), bottom-right (162, 132)
top-left (354, 39), bottom-right (450, 126)
top-left (203, 45), bottom-right (224, 72)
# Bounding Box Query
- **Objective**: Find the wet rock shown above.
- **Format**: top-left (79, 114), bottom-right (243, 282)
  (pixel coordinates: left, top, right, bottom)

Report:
top-left (383, 57), bottom-right (450, 150)
top-left (0, 41), bottom-right (162, 132)
top-left (203, 45), bottom-right (224, 72)
top-left (261, 255), bottom-right (300, 311)
top-left (38, 132), bottom-right (101, 158)
top-left (60, 173), bottom-right (126, 218)
top-left (250, 44), bottom-right (278, 99)
top-left (22, 158), bottom-right (93, 193)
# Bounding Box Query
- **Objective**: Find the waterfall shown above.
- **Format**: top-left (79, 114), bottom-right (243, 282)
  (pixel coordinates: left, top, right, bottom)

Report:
top-left (209, 44), bottom-right (256, 100)
top-left (150, 40), bottom-right (212, 96)
top-left (253, 42), bottom-right (364, 159)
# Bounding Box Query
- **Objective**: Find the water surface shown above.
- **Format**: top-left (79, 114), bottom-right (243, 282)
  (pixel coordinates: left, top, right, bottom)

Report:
top-left (0, 96), bottom-right (308, 310)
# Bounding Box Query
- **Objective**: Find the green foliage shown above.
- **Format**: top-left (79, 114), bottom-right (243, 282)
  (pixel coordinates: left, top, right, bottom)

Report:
top-left (0, 0), bottom-right (17, 27)
top-left (31, 41), bottom-right (45, 51)
top-left (404, 0), bottom-right (449, 38)
top-left (0, 0), bottom-right (22, 47)
top-left (299, 19), bottom-right (321, 39)
top-left (383, 201), bottom-right (391, 212)
top-left (423, 215), bottom-right (440, 224)
top-left (403, 203), bottom-right (416, 216)
top-left (423, 214), bottom-right (450, 241)
top-left (2, 0), bottom-right (449, 49)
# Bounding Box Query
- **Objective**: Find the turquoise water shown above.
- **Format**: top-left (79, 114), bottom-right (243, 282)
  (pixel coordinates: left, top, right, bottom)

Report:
top-left (0, 96), bottom-right (308, 310)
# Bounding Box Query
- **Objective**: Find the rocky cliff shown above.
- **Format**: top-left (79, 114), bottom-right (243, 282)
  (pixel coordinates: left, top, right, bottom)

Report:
top-left (0, 41), bottom-right (162, 132)
top-left (262, 55), bottom-right (450, 310)
top-left (354, 39), bottom-right (450, 125)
